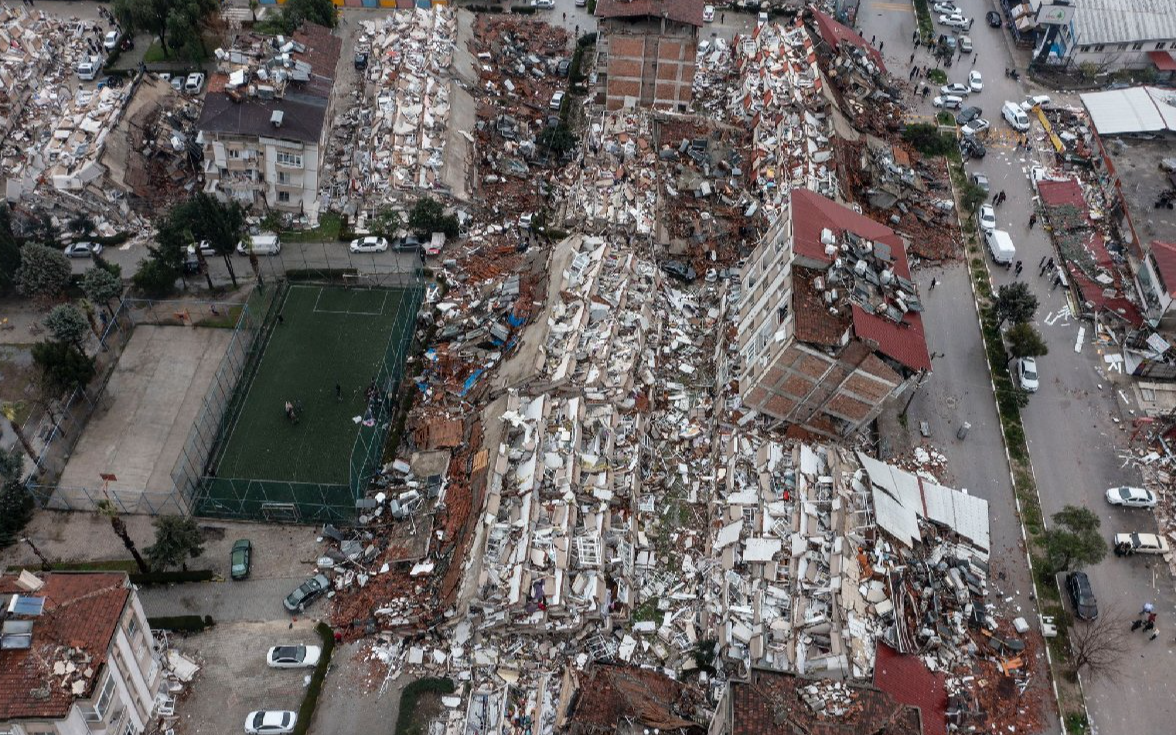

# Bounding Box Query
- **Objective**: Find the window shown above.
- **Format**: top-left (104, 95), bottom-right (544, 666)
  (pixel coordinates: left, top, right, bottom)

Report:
top-left (275, 151), bottom-right (302, 168)
top-left (777, 304), bottom-right (790, 325)
top-left (1141, 387), bottom-right (1156, 402)
top-left (1157, 42), bottom-right (1168, 50)
top-left (227, 149), bottom-right (241, 159)
top-left (278, 191), bottom-right (291, 203)
top-left (1132, 42), bottom-right (1144, 50)
top-left (277, 171), bottom-right (291, 185)
top-left (1118, 43), bottom-right (1128, 51)
top-left (128, 615), bottom-right (145, 654)
top-left (82, 675), bottom-right (118, 722)
top-left (1094, 44), bottom-right (1105, 51)
top-left (1080, 45), bottom-right (1091, 52)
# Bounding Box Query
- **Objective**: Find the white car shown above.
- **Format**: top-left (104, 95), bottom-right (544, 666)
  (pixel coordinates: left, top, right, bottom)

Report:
top-left (932, 1), bottom-right (957, 13)
top-left (941, 83), bottom-right (970, 97)
top-left (266, 645), bottom-right (322, 669)
top-left (1114, 532), bottom-right (1170, 554)
top-left (64, 241), bottom-right (103, 258)
top-left (187, 240), bottom-right (215, 256)
top-left (349, 236), bottom-right (389, 254)
top-left (1106, 486), bottom-right (1157, 508)
top-left (244, 711), bottom-right (297, 735)
top-left (757, 11), bottom-right (769, 27)
top-left (184, 72), bottom-right (205, 94)
top-left (1021, 94), bottom-right (1051, 111)
top-left (103, 31), bottom-right (120, 51)
top-left (961, 118), bottom-right (990, 137)
top-left (958, 35), bottom-right (973, 53)
top-left (702, 4), bottom-right (714, 22)
top-left (530, 0), bottom-right (554, 7)
top-left (939, 14), bottom-right (971, 29)
top-left (77, 60), bottom-right (101, 81)
top-left (1018, 356), bottom-right (1039, 393)
top-left (978, 204), bottom-right (996, 233)
top-left (968, 70), bottom-right (983, 92)
top-left (549, 90), bottom-right (565, 110)
top-left (933, 95), bottom-right (964, 109)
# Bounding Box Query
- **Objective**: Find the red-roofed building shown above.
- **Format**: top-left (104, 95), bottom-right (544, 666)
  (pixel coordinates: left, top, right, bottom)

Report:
top-left (566, 665), bottom-right (704, 735)
top-left (1137, 240), bottom-right (1176, 329)
top-left (595, 0), bottom-right (703, 111)
top-left (873, 643), bottom-right (947, 735)
top-left (0, 572), bottom-right (163, 735)
top-left (809, 8), bottom-right (887, 73)
top-left (736, 190), bottom-right (932, 438)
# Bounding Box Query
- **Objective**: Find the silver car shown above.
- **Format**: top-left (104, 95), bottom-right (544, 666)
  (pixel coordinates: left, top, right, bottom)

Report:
top-left (266, 645), bottom-right (322, 669)
top-left (283, 574), bottom-right (329, 613)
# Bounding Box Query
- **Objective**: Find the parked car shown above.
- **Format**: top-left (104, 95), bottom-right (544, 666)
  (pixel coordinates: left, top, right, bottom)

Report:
top-left (283, 573), bottom-right (329, 612)
top-left (395, 235), bottom-right (422, 251)
top-left (940, 83), bottom-right (971, 97)
top-left (968, 70), bottom-right (983, 92)
top-left (244, 711), bottom-right (297, 735)
top-left (960, 135), bottom-right (986, 159)
top-left (938, 13), bottom-right (972, 29)
top-left (757, 11), bottom-right (769, 27)
top-left (556, 59), bottom-right (570, 77)
top-left (1114, 532), bottom-right (1171, 554)
top-left (661, 261), bottom-right (697, 283)
top-left (1066, 571), bottom-right (1098, 621)
top-left (230, 539), bottom-right (252, 580)
top-left (349, 236), bottom-right (389, 254)
top-left (978, 203), bottom-right (996, 233)
top-left (77, 58), bottom-right (102, 81)
top-left (955, 106), bottom-right (982, 125)
top-left (1002, 101), bottom-right (1030, 131)
top-left (703, 4), bottom-right (715, 21)
top-left (932, 1), bottom-right (957, 13)
top-left (187, 240), bottom-right (216, 256)
top-left (354, 51), bottom-right (369, 70)
top-left (1021, 94), bottom-right (1051, 111)
top-left (985, 10), bottom-right (1002, 27)
top-left (958, 34), bottom-right (973, 53)
top-left (1105, 486), bottom-right (1157, 508)
top-left (64, 241), bottom-right (103, 258)
top-left (933, 95), bottom-right (964, 109)
top-left (103, 31), bottom-right (120, 51)
top-left (1018, 356), bottom-right (1039, 392)
top-left (530, 0), bottom-right (555, 8)
top-left (266, 645), bottom-right (322, 669)
top-left (971, 172), bottom-right (990, 192)
top-left (184, 72), bottom-right (205, 94)
top-left (940, 34), bottom-right (957, 53)
top-left (961, 118), bottom-right (990, 137)
top-left (237, 233), bottom-right (281, 256)
top-left (549, 90), bottom-right (565, 110)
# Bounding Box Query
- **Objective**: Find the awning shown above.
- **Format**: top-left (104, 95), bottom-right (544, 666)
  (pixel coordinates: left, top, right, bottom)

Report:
top-left (1149, 50), bottom-right (1176, 71)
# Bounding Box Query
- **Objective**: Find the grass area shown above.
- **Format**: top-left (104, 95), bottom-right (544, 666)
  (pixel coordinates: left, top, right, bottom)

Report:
top-left (913, 0), bottom-right (934, 41)
top-left (396, 678), bottom-right (455, 735)
top-left (194, 305), bottom-right (244, 329)
top-left (281, 213), bottom-right (345, 244)
top-left (0, 345), bottom-right (37, 420)
top-left (142, 34), bottom-right (212, 64)
top-left (6, 559), bottom-right (142, 573)
top-left (212, 284), bottom-right (414, 485)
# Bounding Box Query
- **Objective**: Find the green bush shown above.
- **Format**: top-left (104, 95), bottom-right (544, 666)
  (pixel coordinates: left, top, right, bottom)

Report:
top-left (130, 569), bottom-right (215, 585)
top-left (928, 68), bottom-right (948, 85)
top-left (902, 123), bottom-right (956, 157)
top-left (284, 268), bottom-right (358, 282)
top-left (147, 614), bottom-right (215, 632)
top-left (510, 5), bottom-right (536, 13)
top-left (396, 678), bottom-right (456, 735)
top-left (578, 32), bottom-right (598, 47)
top-left (292, 623), bottom-right (337, 735)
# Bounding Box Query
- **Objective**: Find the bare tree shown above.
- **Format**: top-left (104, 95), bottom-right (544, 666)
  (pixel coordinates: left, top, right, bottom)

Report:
top-left (1069, 609), bottom-right (1128, 680)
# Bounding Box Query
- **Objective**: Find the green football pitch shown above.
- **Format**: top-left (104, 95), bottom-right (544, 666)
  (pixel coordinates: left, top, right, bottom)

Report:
top-left (211, 284), bottom-right (414, 485)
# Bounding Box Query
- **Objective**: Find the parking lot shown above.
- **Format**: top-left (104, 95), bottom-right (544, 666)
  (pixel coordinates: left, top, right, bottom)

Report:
top-left (168, 619), bottom-right (322, 735)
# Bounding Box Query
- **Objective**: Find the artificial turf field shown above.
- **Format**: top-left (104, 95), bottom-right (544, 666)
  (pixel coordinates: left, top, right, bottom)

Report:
top-left (211, 284), bottom-right (413, 485)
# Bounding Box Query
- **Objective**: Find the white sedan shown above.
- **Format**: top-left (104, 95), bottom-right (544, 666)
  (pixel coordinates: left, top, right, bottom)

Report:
top-left (266, 645), bottom-right (322, 669)
top-left (932, 1), bottom-right (957, 13)
top-left (103, 31), bottom-right (120, 51)
top-left (1105, 486), bottom-right (1157, 508)
top-left (961, 118), bottom-right (990, 137)
top-left (244, 711), bottom-right (297, 735)
top-left (1114, 532), bottom-right (1170, 554)
top-left (64, 241), bottom-right (103, 258)
top-left (1018, 356), bottom-right (1039, 393)
top-left (968, 70), bottom-right (983, 92)
top-left (702, 4), bottom-right (714, 21)
top-left (349, 236), bottom-right (388, 253)
top-left (978, 204), bottom-right (996, 233)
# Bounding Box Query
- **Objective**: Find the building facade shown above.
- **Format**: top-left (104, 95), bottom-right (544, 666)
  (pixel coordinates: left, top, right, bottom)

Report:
top-left (594, 0), bottom-right (703, 112)
top-left (0, 573), bottom-right (163, 735)
top-left (1067, 0), bottom-right (1176, 70)
top-left (197, 23), bottom-right (341, 222)
top-left (737, 190), bottom-right (931, 438)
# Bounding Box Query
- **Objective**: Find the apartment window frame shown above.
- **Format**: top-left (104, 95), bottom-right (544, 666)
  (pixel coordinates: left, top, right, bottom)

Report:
top-left (277, 170), bottom-right (292, 185)
top-left (127, 614), bottom-right (146, 655)
top-left (1157, 42), bottom-right (1168, 50)
top-left (1093, 44), bottom-right (1105, 51)
top-left (1132, 42), bottom-right (1144, 51)
top-left (275, 150), bottom-right (303, 168)
top-left (277, 191), bottom-right (291, 203)
top-left (227, 148), bottom-right (241, 159)
top-left (82, 674), bottom-right (118, 722)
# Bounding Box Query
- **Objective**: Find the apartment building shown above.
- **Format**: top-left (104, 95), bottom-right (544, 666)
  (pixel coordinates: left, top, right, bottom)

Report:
top-left (594, 0), bottom-right (703, 111)
top-left (736, 189), bottom-right (931, 438)
top-left (0, 572), bottom-right (163, 735)
top-left (197, 22), bottom-right (341, 222)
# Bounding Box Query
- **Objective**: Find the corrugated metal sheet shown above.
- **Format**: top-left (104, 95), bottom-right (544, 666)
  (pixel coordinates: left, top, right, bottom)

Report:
top-left (1073, 0), bottom-right (1176, 46)
top-left (1080, 87), bottom-right (1176, 135)
top-left (872, 487), bottom-right (919, 548)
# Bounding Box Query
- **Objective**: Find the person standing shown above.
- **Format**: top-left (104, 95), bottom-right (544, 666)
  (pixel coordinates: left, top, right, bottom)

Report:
top-left (1014, 260), bottom-right (1024, 276)
top-left (930, 278), bottom-right (938, 290)
top-left (1029, 213), bottom-right (1037, 228)
top-left (335, 383), bottom-right (343, 402)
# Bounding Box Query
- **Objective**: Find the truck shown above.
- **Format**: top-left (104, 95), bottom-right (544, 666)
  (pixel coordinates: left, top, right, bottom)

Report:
top-left (985, 229), bottom-right (1016, 265)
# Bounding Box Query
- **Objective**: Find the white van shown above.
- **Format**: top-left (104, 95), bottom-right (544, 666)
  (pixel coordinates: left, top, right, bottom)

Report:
top-left (237, 233), bottom-right (281, 256)
top-left (76, 57), bottom-right (102, 81)
top-left (1002, 101), bottom-right (1030, 131)
top-left (985, 229), bottom-right (1016, 264)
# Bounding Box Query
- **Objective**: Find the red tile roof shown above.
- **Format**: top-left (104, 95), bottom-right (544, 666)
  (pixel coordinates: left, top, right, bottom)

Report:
top-left (791, 189), bottom-right (911, 280)
top-left (595, 0), bottom-right (705, 27)
top-left (732, 669), bottom-right (923, 735)
top-left (0, 573), bottom-right (130, 721)
top-left (1150, 240), bottom-right (1176, 296)
top-left (852, 305), bottom-right (932, 372)
top-left (567, 665), bottom-right (703, 734)
top-left (794, 266), bottom-right (852, 346)
top-left (809, 9), bottom-right (887, 73)
top-left (1036, 177), bottom-right (1085, 210)
top-left (873, 643), bottom-right (947, 735)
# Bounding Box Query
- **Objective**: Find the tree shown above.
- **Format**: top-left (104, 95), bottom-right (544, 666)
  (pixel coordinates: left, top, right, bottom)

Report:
top-left (1068, 608), bottom-right (1128, 679)
top-left (0, 446), bottom-right (24, 484)
top-left (15, 243), bottom-right (71, 301)
top-left (0, 480), bottom-right (35, 550)
top-left (280, 0), bottom-right (337, 31)
top-left (373, 207), bottom-right (401, 237)
top-left (961, 181), bottom-right (988, 215)
top-left (156, 194), bottom-right (245, 287)
top-left (1, 403), bottom-right (36, 461)
top-left (1006, 322), bottom-right (1049, 364)
top-left (249, 0), bottom-right (259, 22)
top-left (31, 340), bottom-right (97, 395)
top-left (132, 256), bottom-right (180, 298)
top-left (44, 304), bottom-right (89, 350)
top-left (1040, 505), bottom-right (1107, 574)
top-left (113, 0), bottom-right (216, 57)
top-left (0, 205), bottom-right (22, 297)
top-left (408, 197), bottom-right (459, 239)
top-left (994, 282), bottom-right (1038, 328)
top-left (97, 500), bottom-right (149, 574)
top-left (538, 123), bottom-right (577, 154)
top-left (145, 515), bottom-right (205, 571)
top-left (68, 214), bottom-right (95, 237)
top-left (81, 267), bottom-right (124, 318)
top-left (901, 123), bottom-right (954, 157)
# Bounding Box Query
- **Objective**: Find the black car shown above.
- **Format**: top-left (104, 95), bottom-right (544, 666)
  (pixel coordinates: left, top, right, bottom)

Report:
top-left (960, 135), bottom-right (986, 159)
top-left (986, 10), bottom-right (1002, 27)
top-left (955, 106), bottom-right (982, 125)
top-left (1066, 571), bottom-right (1099, 620)
top-left (354, 51), bottom-right (368, 70)
top-left (395, 235), bottom-right (422, 251)
top-left (661, 261), bottom-right (697, 283)
top-left (283, 574), bottom-right (330, 613)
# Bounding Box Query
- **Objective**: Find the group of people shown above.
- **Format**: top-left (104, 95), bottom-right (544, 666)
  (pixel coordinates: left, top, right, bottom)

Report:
top-left (1131, 602), bottom-right (1160, 641)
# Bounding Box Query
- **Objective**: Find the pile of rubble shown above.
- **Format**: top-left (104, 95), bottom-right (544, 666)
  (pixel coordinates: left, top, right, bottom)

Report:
top-left (558, 110), bottom-right (657, 236)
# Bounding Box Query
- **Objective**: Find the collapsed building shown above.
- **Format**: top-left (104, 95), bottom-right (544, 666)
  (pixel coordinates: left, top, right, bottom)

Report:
top-left (735, 188), bottom-right (931, 439)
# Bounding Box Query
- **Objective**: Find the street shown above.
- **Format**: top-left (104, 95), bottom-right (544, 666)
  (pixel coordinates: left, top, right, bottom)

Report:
top-left (859, 1), bottom-right (1176, 733)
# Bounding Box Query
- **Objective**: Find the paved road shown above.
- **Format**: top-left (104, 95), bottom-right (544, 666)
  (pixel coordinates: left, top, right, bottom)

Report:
top-left (138, 577), bottom-right (317, 623)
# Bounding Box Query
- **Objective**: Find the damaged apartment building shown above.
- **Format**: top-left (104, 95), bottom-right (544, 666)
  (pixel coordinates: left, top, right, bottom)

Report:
top-left (735, 188), bottom-right (931, 439)
top-left (594, 0), bottom-right (703, 111)
top-left (197, 23), bottom-right (341, 221)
